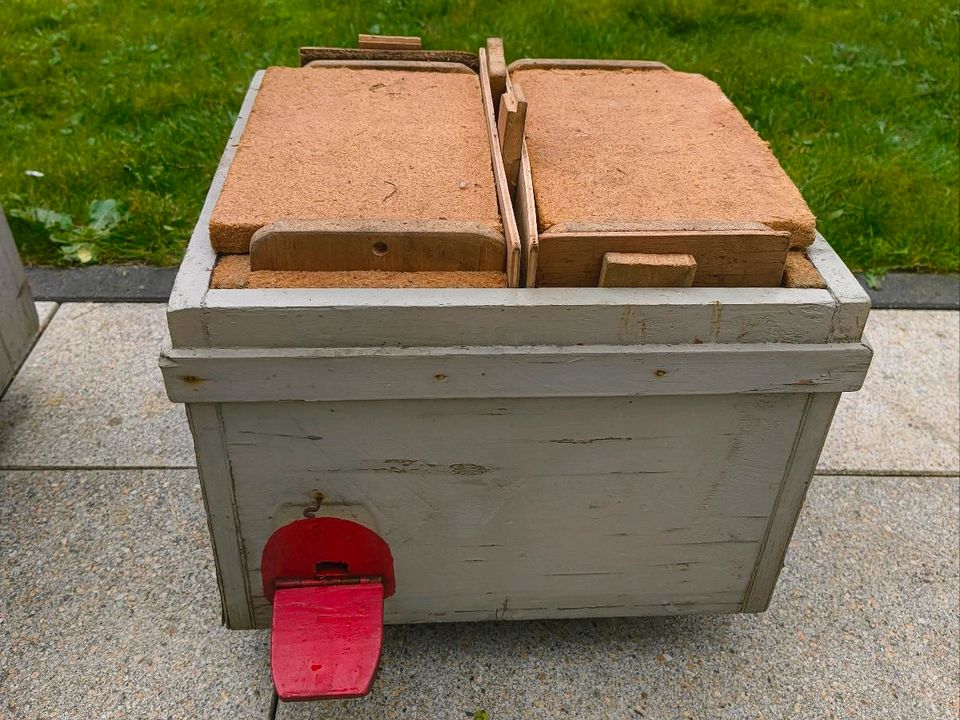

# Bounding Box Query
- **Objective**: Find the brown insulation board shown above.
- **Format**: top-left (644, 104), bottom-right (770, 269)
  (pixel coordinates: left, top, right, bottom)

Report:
top-left (782, 250), bottom-right (827, 289)
top-left (210, 254), bottom-right (507, 289)
top-left (210, 66), bottom-right (503, 254)
top-left (512, 67), bottom-right (816, 247)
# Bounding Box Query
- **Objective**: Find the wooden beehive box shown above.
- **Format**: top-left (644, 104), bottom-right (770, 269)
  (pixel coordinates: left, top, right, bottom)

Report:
top-left (0, 207), bottom-right (38, 392)
top-left (161, 46), bottom-right (871, 633)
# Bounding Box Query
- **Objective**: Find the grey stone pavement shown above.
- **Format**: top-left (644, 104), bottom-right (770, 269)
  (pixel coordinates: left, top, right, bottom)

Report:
top-left (0, 304), bottom-right (957, 719)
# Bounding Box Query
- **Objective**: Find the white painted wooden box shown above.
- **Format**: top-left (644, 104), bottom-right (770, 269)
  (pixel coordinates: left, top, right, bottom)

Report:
top-left (160, 76), bottom-right (872, 631)
top-left (0, 207), bottom-right (39, 393)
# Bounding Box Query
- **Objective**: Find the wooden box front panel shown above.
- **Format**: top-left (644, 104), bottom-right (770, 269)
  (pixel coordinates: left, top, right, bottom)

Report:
top-left (216, 393), bottom-right (809, 628)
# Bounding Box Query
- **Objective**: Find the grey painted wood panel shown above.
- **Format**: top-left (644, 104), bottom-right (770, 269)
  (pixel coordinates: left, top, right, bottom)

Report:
top-left (160, 69), bottom-right (870, 630)
top-left (741, 392), bottom-right (842, 611)
top-left (161, 341), bottom-right (871, 403)
top-left (196, 286), bottom-right (838, 348)
top-left (0, 207), bottom-right (38, 391)
top-left (184, 403), bottom-right (253, 628)
top-left (807, 234), bottom-right (870, 342)
top-left (218, 393), bottom-right (806, 626)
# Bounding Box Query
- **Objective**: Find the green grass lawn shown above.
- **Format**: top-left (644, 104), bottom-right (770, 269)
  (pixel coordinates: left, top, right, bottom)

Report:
top-left (1, 0), bottom-right (958, 273)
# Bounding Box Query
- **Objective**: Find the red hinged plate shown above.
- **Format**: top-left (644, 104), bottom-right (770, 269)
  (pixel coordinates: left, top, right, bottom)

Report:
top-left (271, 582), bottom-right (384, 701)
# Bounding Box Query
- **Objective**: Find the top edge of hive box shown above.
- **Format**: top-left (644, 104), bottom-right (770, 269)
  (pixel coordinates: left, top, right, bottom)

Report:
top-left (167, 70), bottom-right (869, 351)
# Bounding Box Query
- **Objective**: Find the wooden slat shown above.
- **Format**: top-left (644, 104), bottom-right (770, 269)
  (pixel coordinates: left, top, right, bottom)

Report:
top-left (304, 59), bottom-right (471, 74)
top-left (508, 58), bottom-right (671, 72)
top-left (741, 392), bottom-right (842, 611)
top-left (515, 144), bottom-right (539, 287)
top-left (536, 226), bottom-right (790, 287)
top-left (357, 34), bottom-right (422, 50)
top-left (220, 392), bottom-right (805, 625)
top-left (299, 47), bottom-right (478, 72)
top-left (248, 219), bottom-right (506, 272)
top-left (199, 286), bottom-right (839, 348)
top-left (806, 233), bottom-right (871, 342)
top-left (497, 84), bottom-right (527, 199)
top-left (161, 341), bottom-right (872, 403)
top-left (485, 37), bottom-right (508, 112)
top-left (185, 403), bottom-right (255, 629)
top-left (478, 48), bottom-right (522, 287)
top-left (503, 61), bottom-right (538, 286)
top-left (599, 252), bottom-right (697, 288)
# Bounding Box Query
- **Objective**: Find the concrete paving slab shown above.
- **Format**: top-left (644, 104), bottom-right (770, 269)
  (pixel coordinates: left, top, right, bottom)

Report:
top-left (0, 468), bottom-right (272, 719)
top-left (820, 310), bottom-right (959, 475)
top-left (0, 466), bottom-right (955, 719)
top-left (0, 303), bottom-right (194, 468)
top-left (34, 301), bottom-right (57, 330)
top-left (276, 476), bottom-right (959, 720)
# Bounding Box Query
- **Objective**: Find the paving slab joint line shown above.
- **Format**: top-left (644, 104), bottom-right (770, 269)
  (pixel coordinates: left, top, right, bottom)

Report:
top-left (815, 469), bottom-right (960, 479)
top-left (0, 464), bottom-right (199, 471)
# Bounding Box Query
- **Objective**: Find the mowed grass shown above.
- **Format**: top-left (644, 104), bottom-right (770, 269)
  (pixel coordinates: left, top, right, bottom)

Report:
top-left (1, 0), bottom-right (957, 272)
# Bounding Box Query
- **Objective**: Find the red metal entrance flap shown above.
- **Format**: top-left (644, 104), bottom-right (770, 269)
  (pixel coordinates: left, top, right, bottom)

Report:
top-left (271, 582), bottom-right (384, 701)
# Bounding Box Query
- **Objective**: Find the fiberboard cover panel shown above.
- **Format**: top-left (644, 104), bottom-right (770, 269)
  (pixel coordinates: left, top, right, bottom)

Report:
top-left (210, 66), bottom-right (503, 253)
top-left (512, 67), bottom-right (816, 247)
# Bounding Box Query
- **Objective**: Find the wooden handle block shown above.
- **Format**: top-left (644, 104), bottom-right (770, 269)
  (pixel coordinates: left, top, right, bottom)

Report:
top-left (357, 34), bottom-right (422, 51)
top-left (486, 38), bottom-right (507, 112)
top-left (599, 252), bottom-right (697, 287)
top-left (249, 219), bottom-right (505, 273)
top-left (497, 84), bottom-right (527, 200)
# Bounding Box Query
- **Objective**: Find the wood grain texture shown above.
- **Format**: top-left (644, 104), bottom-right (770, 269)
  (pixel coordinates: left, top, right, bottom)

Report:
top-left (304, 59), bottom-right (472, 73)
top-left (185, 403), bottom-right (254, 629)
top-left (497, 84), bottom-right (527, 200)
top-left (508, 59), bottom-right (671, 72)
top-left (479, 48), bottom-right (522, 286)
top-left (599, 252), bottom-right (697, 288)
top-left (357, 34), bottom-right (422, 50)
top-left (741, 392), bottom-right (842, 611)
top-left (486, 38), bottom-right (508, 111)
top-left (161, 341), bottom-right (871, 403)
top-left (806, 233), bottom-right (871, 342)
top-left (504, 64), bottom-right (539, 287)
top-left (196, 286), bottom-right (840, 348)
top-left (515, 148), bottom-right (539, 287)
top-left (248, 219), bottom-right (505, 272)
top-left (300, 47), bottom-right (478, 72)
top-left (536, 226), bottom-right (790, 287)
top-left (218, 393), bottom-right (807, 625)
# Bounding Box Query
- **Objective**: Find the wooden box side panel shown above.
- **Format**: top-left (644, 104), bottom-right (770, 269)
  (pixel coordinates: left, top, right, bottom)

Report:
top-left (807, 232), bottom-right (871, 342)
top-left (0, 208), bottom-right (38, 390)
top-left (211, 393), bottom-right (810, 627)
top-left (198, 286), bottom-right (839, 348)
top-left (185, 403), bottom-right (254, 629)
top-left (741, 392), bottom-right (841, 611)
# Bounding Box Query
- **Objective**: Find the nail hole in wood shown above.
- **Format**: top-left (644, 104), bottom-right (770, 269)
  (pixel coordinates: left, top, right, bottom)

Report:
top-left (372, 241), bottom-right (389, 256)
